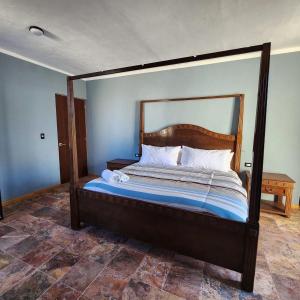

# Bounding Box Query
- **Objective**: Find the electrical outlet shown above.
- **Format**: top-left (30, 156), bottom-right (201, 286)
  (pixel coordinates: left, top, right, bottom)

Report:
top-left (244, 162), bottom-right (252, 167)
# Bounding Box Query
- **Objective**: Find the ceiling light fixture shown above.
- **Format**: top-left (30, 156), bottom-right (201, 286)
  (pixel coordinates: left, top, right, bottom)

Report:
top-left (29, 26), bottom-right (44, 36)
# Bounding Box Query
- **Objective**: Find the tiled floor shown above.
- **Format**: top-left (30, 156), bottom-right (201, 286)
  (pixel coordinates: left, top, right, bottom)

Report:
top-left (0, 191), bottom-right (299, 299)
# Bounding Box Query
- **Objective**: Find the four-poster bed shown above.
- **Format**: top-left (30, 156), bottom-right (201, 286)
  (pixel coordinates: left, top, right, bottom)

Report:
top-left (66, 43), bottom-right (271, 292)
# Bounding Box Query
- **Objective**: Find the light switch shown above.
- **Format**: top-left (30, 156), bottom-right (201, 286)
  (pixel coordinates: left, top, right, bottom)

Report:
top-left (40, 133), bottom-right (45, 139)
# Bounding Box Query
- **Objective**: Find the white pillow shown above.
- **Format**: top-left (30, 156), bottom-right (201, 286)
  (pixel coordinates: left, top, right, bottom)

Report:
top-left (139, 144), bottom-right (181, 167)
top-left (180, 146), bottom-right (233, 172)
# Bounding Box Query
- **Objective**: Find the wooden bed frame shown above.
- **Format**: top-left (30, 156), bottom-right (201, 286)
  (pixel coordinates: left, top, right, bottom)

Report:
top-left (67, 43), bottom-right (271, 292)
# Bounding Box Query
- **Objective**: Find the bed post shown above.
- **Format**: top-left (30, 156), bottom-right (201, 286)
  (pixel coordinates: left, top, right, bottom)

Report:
top-left (139, 101), bottom-right (145, 155)
top-left (235, 94), bottom-right (244, 172)
top-left (242, 42), bottom-right (271, 292)
top-left (67, 77), bottom-right (80, 229)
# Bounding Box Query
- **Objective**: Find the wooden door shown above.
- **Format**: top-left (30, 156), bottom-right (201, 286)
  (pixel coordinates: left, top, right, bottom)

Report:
top-left (55, 94), bottom-right (88, 183)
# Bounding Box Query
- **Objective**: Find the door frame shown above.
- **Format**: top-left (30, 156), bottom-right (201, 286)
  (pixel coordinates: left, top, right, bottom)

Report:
top-left (55, 93), bottom-right (86, 102)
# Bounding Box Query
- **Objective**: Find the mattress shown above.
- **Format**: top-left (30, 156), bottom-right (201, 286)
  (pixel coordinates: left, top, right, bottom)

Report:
top-left (84, 163), bottom-right (248, 223)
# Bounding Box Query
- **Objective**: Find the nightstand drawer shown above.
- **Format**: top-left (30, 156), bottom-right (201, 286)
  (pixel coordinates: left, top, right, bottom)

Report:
top-left (262, 180), bottom-right (289, 187)
top-left (107, 159), bottom-right (139, 171)
top-left (107, 163), bottom-right (124, 171)
top-left (261, 185), bottom-right (285, 195)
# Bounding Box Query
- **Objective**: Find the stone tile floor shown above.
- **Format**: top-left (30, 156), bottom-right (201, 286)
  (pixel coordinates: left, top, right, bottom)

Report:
top-left (0, 191), bottom-right (299, 299)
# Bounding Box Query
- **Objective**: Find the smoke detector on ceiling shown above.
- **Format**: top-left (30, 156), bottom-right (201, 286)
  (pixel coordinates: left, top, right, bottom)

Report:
top-left (29, 26), bottom-right (44, 36)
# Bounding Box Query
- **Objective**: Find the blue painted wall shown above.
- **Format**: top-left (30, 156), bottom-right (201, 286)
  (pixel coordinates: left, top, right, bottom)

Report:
top-left (0, 53), bottom-right (86, 201)
top-left (86, 52), bottom-right (300, 203)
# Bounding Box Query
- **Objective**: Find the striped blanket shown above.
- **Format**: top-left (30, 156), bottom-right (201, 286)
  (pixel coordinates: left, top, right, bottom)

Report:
top-left (84, 164), bottom-right (248, 222)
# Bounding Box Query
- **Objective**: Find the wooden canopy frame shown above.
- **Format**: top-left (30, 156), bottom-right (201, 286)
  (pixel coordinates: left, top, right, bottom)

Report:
top-left (67, 43), bottom-right (271, 292)
top-left (139, 94), bottom-right (244, 172)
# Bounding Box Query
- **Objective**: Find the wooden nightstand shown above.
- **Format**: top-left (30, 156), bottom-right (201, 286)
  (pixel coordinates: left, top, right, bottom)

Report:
top-left (107, 159), bottom-right (139, 171)
top-left (245, 171), bottom-right (295, 217)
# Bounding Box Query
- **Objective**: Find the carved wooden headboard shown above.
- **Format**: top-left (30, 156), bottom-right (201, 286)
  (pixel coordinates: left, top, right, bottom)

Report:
top-left (139, 94), bottom-right (244, 172)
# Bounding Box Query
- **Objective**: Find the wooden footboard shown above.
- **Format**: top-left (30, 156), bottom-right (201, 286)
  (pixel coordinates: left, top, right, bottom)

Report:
top-left (77, 188), bottom-right (247, 273)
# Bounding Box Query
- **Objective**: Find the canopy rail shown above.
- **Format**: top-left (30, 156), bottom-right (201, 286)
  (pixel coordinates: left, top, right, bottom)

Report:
top-left (67, 43), bottom-right (271, 231)
top-left (70, 45), bottom-right (262, 81)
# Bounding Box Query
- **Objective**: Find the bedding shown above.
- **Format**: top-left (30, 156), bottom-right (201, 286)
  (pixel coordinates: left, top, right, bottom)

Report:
top-left (180, 146), bottom-right (233, 172)
top-left (101, 169), bottom-right (129, 183)
top-left (84, 163), bottom-right (248, 222)
top-left (139, 144), bottom-right (181, 166)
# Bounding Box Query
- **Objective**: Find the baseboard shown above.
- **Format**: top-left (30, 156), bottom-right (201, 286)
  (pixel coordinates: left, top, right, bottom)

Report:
top-left (292, 204), bottom-right (300, 209)
top-left (2, 184), bottom-right (62, 207)
top-left (2, 174), bottom-right (97, 207)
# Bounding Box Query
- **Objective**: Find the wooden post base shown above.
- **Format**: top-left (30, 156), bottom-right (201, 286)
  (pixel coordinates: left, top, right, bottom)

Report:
top-left (70, 188), bottom-right (80, 230)
top-left (241, 223), bottom-right (259, 292)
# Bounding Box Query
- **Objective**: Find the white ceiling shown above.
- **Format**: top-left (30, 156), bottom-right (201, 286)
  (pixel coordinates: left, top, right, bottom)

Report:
top-left (1, 0), bottom-right (300, 76)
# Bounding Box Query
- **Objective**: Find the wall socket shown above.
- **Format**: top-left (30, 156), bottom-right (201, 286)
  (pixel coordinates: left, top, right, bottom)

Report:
top-left (244, 162), bottom-right (252, 167)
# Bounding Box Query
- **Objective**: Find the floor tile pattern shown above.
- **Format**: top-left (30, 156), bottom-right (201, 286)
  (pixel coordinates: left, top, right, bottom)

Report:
top-left (0, 191), bottom-right (299, 299)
